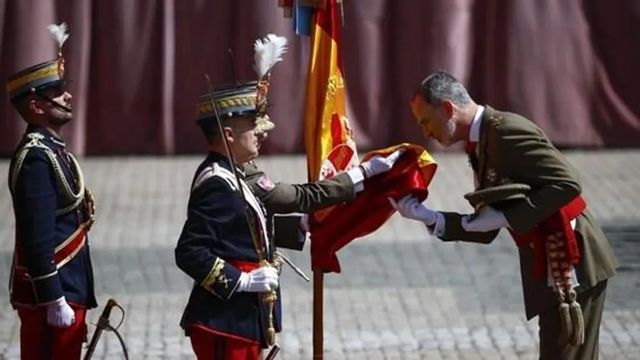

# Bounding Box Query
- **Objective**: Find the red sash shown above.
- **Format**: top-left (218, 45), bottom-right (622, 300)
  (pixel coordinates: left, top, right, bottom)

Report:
top-left (229, 260), bottom-right (260, 272)
top-left (15, 224), bottom-right (87, 270)
top-left (53, 226), bottom-right (87, 268)
top-left (12, 225), bottom-right (87, 306)
top-left (509, 195), bottom-right (586, 278)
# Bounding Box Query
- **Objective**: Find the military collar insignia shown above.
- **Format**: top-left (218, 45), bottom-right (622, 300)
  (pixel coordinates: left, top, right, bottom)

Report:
top-left (487, 114), bottom-right (503, 128)
top-left (485, 167), bottom-right (513, 186)
top-left (486, 168), bottom-right (498, 185)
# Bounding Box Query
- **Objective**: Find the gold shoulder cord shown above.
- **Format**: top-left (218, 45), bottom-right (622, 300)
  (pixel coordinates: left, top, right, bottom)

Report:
top-left (57, 152), bottom-right (85, 215)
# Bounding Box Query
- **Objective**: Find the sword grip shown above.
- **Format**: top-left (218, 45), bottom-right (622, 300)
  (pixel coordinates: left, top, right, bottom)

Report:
top-left (83, 298), bottom-right (121, 360)
top-left (100, 299), bottom-right (117, 319)
top-left (95, 298), bottom-right (117, 328)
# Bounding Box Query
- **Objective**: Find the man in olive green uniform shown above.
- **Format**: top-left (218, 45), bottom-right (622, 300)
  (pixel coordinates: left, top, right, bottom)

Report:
top-left (244, 115), bottom-right (402, 215)
top-left (243, 160), bottom-right (355, 215)
top-left (392, 71), bottom-right (617, 359)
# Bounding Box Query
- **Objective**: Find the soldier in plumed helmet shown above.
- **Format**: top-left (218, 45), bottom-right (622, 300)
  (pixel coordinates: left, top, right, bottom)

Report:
top-left (6, 23), bottom-right (97, 359)
top-left (175, 33), bottom-right (405, 359)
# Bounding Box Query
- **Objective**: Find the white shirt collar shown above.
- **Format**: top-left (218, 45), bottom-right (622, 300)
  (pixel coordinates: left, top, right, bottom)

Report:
top-left (469, 105), bottom-right (485, 143)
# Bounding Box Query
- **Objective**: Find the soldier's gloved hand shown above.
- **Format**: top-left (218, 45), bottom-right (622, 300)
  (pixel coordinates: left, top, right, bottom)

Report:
top-left (461, 206), bottom-right (508, 232)
top-left (237, 266), bottom-right (279, 292)
top-left (389, 195), bottom-right (439, 226)
top-left (360, 149), bottom-right (405, 178)
top-left (46, 296), bottom-right (76, 328)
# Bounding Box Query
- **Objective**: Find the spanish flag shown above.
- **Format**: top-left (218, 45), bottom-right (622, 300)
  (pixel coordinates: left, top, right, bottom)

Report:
top-left (300, 0), bottom-right (438, 272)
top-left (302, 0), bottom-right (360, 270)
top-left (303, 0), bottom-right (356, 183)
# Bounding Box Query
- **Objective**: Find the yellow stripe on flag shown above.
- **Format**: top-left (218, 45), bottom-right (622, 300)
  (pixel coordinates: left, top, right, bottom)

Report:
top-left (303, 0), bottom-right (357, 182)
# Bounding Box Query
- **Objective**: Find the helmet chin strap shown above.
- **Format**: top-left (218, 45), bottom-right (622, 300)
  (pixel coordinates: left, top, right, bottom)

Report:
top-left (33, 92), bottom-right (72, 113)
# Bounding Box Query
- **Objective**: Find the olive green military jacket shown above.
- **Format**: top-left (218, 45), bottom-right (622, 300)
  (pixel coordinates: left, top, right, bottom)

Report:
top-left (242, 162), bottom-right (356, 214)
top-left (438, 106), bottom-right (617, 319)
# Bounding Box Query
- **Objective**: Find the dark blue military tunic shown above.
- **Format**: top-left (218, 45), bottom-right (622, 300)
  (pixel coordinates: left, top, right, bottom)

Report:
top-left (8, 126), bottom-right (97, 309)
top-left (175, 152), bottom-right (281, 347)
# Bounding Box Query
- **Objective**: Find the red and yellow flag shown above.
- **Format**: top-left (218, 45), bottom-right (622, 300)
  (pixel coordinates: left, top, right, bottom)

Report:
top-left (300, 0), bottom-right (438, 272)
top-left (303, 0), bottom-right (357, 182)
top-left (302, 0), bottom-right (436, 272)
top-left (311, 144), bottom-right (437, 272)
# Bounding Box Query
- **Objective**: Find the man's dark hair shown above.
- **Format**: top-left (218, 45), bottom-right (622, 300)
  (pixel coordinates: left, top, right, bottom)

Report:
top-left (198, 118), bottom-right (227, 144)
top-left (416, 71), bottom-right (472, 107)
top-left (10, 94), bottom-right (37, 120)
top-left (10, 96), bottom-right (29, 113)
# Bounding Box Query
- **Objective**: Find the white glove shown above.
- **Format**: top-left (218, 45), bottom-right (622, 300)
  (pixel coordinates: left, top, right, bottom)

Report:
top-left (237, 266), bottom-right (279, 293)
top-left (360, 149), bottom-right (405, 178)
top-left (461, 206), bottom-right (509, 232)
top-left (46, 296), bottom-right (76, 328)
top-left (389, 195), bottom-right (438, 226)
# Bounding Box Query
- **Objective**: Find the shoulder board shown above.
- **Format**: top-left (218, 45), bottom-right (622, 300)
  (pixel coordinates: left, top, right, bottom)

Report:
top-left (192, 163), bottom-right (237, 192)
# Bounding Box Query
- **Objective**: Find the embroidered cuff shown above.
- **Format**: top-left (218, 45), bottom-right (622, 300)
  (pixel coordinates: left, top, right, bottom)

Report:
top-left (200, 259), bottom-right (242, 300)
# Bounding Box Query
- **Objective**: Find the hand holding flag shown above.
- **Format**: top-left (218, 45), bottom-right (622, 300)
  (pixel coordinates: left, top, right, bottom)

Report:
top-left (359, 149), bottom-right (405, 178)
top-left (311, 144), bottom-right (437, 272)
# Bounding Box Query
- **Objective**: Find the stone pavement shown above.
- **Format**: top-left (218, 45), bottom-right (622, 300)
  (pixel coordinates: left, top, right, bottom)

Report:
top-left (1, 150), bottom-right (639, 359)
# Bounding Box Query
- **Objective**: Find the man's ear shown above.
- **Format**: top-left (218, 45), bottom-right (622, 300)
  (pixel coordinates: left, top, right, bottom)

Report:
top-left (28, 98), bottom-right (46, 115)
top-left (442, 100), bottom-right (455, 118)
top-left (223, 126), bottom-right (235, 143)
top-left (409, 94), bottom-right (422, 119)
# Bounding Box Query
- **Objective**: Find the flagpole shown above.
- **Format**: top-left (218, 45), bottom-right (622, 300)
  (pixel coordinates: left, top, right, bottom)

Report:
top-left (313, 270), bottom-right (324, 359)
top-left (286, 1), bottom-right (346, 358)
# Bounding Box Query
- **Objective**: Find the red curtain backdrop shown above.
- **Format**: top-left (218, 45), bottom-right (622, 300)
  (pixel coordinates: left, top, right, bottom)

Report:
top-left (1, 0), bottom-right (639, 156)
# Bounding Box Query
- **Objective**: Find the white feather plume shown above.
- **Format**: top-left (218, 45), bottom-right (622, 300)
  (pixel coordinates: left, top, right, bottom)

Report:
top-left (47, 22), bottom-right (69, 49)
top-left (253, 34), bottom-right (288, 80)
